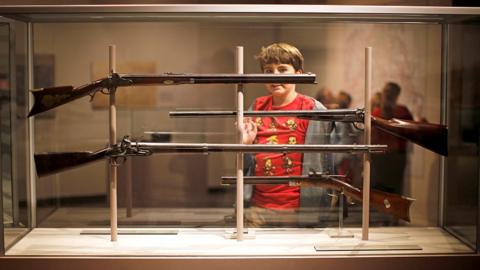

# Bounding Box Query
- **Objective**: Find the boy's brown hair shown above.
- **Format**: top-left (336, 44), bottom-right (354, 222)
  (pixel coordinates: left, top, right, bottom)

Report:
top-left (255, 43), bottom-right (304, 72)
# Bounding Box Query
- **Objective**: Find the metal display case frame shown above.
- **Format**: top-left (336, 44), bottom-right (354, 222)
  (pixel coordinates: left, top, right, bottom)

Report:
top-left (0, 4), bottom-right (479, 270)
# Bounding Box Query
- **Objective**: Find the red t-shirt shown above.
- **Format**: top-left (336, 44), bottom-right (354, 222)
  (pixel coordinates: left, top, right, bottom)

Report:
top-left (372, 105), bottom-right (413, 152)
top-left (251, 94), bottom-right (315, 209)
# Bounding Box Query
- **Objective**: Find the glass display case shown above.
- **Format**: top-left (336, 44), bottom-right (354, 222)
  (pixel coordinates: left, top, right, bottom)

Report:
top-left (0, 4), bottom-right (478, 269)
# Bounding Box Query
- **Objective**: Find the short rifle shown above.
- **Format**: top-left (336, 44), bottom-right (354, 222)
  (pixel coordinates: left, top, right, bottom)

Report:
top-left (170, 109), bottom-right (447, 156)
top-left (34, 136), bottom-right (387, 177)
top-left (221, 171), bottom-right (414, 222)
top-left (28, 73), bottom-right (316, 116)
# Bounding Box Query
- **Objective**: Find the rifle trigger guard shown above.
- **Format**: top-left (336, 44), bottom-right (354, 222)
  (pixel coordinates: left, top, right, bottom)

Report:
top-left (89, 91), bottom-right (98, 101)
top-left (100, 88), bottom-right (111, 95)
top-left (352, 122), bottom-right (364, 131)
top-left (110, 156), bottom-right (126, 166)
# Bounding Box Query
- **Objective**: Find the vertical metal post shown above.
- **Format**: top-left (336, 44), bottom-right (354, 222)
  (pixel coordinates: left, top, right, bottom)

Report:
top-left (26, 22), bottom-right (36, 229)
top-left (0, 140), bottom-right (3, 254)
top-left (0, 45), bottom-right (4, 251)
top-left (362, 47), bottom-right (372, 240)
top-left (477, 135), bottom-right (480, 253)
top-left (235, 46), bottom-right (244, 241)
top-left (108, 45), bottom-right (118, 241)
top-left (439, 23), bottom-right (449, 228)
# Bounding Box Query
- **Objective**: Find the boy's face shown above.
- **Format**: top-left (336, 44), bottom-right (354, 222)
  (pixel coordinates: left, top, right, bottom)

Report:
top-left (263, 63), bottom-right (300, 99)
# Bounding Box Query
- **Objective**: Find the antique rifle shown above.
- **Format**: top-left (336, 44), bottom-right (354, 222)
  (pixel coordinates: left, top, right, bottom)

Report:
top-left (170, 110), bottom-right (447, 156)
top-left (34, 136), bottom-right (387, 177)
top-left (28, 73), bottom-right (316, 116)
top-left (222, 171), bottom-right (415, 222)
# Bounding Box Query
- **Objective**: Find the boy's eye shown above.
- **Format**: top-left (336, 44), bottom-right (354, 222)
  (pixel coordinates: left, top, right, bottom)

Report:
top-left (264, 69), bottom-right (274, 74)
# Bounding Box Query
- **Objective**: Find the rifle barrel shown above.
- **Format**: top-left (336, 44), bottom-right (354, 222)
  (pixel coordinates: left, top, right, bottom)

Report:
top-left (169, 109), bottom-right (364, 122)
top-left (122, 73), bottom-right (316, 85)
top-left (133, 142), bottom-right (387, 153)
top-left (223, 176), bottom-right (311, 185)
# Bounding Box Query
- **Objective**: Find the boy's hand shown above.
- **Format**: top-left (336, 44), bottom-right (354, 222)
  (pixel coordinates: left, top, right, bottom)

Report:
top-left (239, 117), bottom-right (257, 144)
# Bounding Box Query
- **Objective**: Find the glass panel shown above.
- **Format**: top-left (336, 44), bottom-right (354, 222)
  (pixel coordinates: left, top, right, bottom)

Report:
top-left (445, 22), bottom-right (480, 250)
top-left (31, 21), bottom-right (444, 233)
top-left (0, 21), bottom-right (8, 254)
top-left (13, 20), bottom-right (30, 243)
top-left (1, 20), bottom-right (30, 252)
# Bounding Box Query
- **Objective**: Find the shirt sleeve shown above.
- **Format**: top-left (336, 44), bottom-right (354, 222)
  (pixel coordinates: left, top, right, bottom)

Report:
top-left (302, 99), bottom-right (334, 174)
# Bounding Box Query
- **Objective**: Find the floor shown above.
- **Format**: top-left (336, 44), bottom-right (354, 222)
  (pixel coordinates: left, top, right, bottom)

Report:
top-left (6, 226), bottom-right (473, 256)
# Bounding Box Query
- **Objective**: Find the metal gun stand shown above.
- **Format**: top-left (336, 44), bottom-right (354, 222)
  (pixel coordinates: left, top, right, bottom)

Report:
top-left (234, 46), bottom-right (247, 240)
top-left (108, 45), bottom-right (118, 241)
top-left (362, 47), bottom-right (372, 241)
top-left (326, 47), bottom-right (372, 241)
top-left (327, 191), bottom-right (354, 238)
top-left (329, 47), bottom-right (372, 240)
top-left (104, 46), bottom-right (167, 241)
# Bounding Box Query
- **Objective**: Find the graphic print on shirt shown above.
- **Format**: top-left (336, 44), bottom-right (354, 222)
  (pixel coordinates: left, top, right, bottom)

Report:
top-left (251, 94), bottom-right (316, 209)
top-left (283, 156), bottom-right (294, 174)
top-left (266, 135), bottom-right (278, 144)
top-left (269, 118), bottom-right (277, 130)
top-left (286, 119), bottom-right (297, 130)
top-left (263, 158), bottom-right (275, 176)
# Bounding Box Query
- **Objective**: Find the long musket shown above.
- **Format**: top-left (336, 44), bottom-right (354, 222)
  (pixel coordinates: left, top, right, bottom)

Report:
top-left (28, 73), bottom-right (316, 116)
top-left (222, 172), bottom-right (414, 222)
top-left (170, 110), bottom-right (447, 156)
top-left (34, 136), bottom-right (387, 177)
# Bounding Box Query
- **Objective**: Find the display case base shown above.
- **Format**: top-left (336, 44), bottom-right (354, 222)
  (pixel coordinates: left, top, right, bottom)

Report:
top-left (5, 227), bottom-right (473, 256)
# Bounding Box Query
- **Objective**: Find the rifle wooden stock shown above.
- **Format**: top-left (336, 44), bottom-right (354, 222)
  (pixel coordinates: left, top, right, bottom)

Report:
top-left (34, 149), bottom-right (108, 177)
top-left (28, 73), bottom-right (316, 117)
top-left (371, 116), bottom-right (448, 156)
top-left (222, 176), bottom-right (414, 222)
top-left (28, 79), bottom-right (106, 117)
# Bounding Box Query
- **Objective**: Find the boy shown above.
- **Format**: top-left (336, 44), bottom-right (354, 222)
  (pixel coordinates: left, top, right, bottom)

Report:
top-left (240, 43), bottom-right (332, 227)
